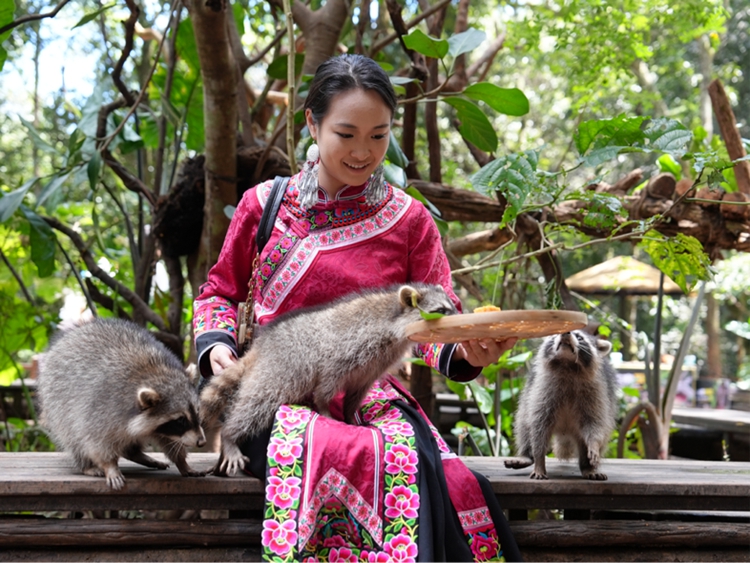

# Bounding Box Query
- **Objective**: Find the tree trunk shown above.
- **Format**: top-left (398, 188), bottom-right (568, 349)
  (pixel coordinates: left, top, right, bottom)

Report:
top-left (187, 3), bottom-right (238, 288)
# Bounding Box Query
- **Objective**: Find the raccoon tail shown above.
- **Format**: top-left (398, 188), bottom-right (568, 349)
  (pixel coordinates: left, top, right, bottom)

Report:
top-left (199, 359), bottom-right (249, 429)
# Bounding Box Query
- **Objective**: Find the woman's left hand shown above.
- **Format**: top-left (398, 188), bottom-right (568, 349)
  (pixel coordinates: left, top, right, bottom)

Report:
top-left (454, 337), bottom-right (518, 368)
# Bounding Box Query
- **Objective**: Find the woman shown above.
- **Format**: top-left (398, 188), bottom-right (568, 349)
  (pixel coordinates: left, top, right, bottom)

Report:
top-left (194, 54), bottom-right (522, 562)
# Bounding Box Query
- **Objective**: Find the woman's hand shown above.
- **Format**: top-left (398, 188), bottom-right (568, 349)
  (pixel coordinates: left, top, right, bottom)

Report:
top-left (454, 338), bottom-right (518, 368)
top-left (209, 345), bottom-right (238, 374)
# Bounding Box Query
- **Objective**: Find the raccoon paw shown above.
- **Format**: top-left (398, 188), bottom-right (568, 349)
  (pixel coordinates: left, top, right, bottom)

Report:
top-left (182, 468), bottom-right (208, 478)
top-left (216, 442), bottom-right (250, 477)
top-left (104, 469), bottom-right (126, 490)
top-left (82, 466), bottom-right (105, 478)
top-left (529, 471), bottom-right (548, 480)
top-left (504, 456), bottom-right (533, 470)
top-left (583, 470), bottom-right (608, 481)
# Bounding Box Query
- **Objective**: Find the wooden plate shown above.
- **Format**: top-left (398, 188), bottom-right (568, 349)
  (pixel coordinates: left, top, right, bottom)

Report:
top-left (404, 310), bottom-right (588, 343)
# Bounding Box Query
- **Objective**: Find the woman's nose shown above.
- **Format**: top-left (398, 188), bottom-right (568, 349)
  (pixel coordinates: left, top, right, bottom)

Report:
top-left (350, 147), bottom-right (370, 160)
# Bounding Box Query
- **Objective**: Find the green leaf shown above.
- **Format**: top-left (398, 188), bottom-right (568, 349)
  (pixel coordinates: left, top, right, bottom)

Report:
top-left (267, 54), bottom-right (304, 80)
top-left (419, 309), bottom-right (445, 320)
top-left (657, 154), bottom-right (682, 178)
top-left (0, 0), bottom-right (13, 70)
top-left (497, 351), bottom-right (532, 370)
top-left (386, 131), bottom-right (409, 169)
top-left (463, 82), bottom-right (529, 116)
top-left (20, 206), bottom-right (57, 277)
top-left (443, 97), bottom-right (497, 153)
top-left (0, 178), bottom-right (38, 222)
top-left (643, 118), bottom-right (692, 156)
top-left (72, 2), bottom-right (116, 28)
top-left (575, 114), bottom-right (646, 156)
top-left (383, 163), bottom-right (406, 189)
top-left (638, 231), bottom-right (713, 294)
top-left (405, 186), bottom-right (442, 218)
top-left (403, 29), bottom-right (449, 60)
top-left (18, 116), bottom-right (58, 154)
top-left (471, 150), bottom-right (539, 225)
top-left (87, 152), bottom-right (102, 191)
top-left (37, 171), bottom-right (72, 209)
top-left (445, 378), bottom-right (469, 400)
top-left (468, 380), bottom-right (493, 414)
top-left (176, 18), bottom-right (201, 73)
top-left (447, 28), bottom-right (486, 57)
top-left (580, 192), bottom-right (624, 229)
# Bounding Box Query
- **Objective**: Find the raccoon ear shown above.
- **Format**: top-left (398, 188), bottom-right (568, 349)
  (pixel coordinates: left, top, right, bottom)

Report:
top-left (596, 339), bottom-right (613, 357)
top-left (398, 285), bottom-right (421, 309)
top-left (137, 387), bottom-right (162, 410)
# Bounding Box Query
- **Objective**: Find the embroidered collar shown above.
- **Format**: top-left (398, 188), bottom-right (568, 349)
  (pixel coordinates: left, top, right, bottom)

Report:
top-left (282, 174), bottom-right (393, 227)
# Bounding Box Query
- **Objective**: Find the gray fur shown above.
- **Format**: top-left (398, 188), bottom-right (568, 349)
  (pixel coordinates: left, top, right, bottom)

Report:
top-left (37, 318), bottom-right (206, 490)
top-left (504, 330), bottom-right (618, 480)
top-left (201, 283), bottom-right (457, 476)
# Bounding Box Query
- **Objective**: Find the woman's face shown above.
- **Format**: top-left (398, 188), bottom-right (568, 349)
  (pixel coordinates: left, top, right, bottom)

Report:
top-left (305, 88), bottom-right (392, 195)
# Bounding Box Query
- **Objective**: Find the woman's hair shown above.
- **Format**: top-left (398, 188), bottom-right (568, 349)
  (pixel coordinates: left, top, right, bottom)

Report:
top-left (303, 54), bottom-right (397, 125)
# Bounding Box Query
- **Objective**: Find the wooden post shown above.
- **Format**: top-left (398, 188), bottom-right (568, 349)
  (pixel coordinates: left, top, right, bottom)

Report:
top-left (708, 79), bottom-right (750, 194)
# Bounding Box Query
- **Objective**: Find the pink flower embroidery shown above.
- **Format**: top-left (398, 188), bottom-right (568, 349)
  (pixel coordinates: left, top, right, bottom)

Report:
top-left (364, 551), bottom-right (391, 562)
top-left (270, 249), bottom-right (282, 262)
top-left (384, 485), bottom-right (419, 519)
top-left (384, 443), bottom-right (418, 475)
top-left (260, 263), bottom-right (273, 277)
top-left (277, 405), bottom-right (311, 429)
top-left (323, 535), bottom-right (347, 548)
top-left (331, 230), bottom-right (341, 241)
top-left (266, 475), bottom-right (301, 509)
top-left (290, 261), bottom-right (300, 272)
top-left (384, 533), bottom-right (418, 562)
top-left (354, 224), bottom-right (364, 235)
top-left (315, 213), bottom-right (329, 226)
top-left (380, 420), bottom-right (414, 437)
top-left (328, 547), bottom-right (358, 562)
top-left (280, 236), bottom-right (294, 249)
top-left (261, 519), bottom-right (297, 556)
top-left (471, 533), bottom-right (500, 561)
top-left (268, 436), bottom-right (303, 465)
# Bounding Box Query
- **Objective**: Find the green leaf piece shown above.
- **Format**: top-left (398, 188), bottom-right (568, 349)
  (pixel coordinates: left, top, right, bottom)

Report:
top-left (447, 28), bottom-right (486, 58)
top-left (73, 2), bottom-right (116, 29)
top-left (443, 97), bottom-right (498, 153)
top-left (419, 309), bottom-right (445, 320)
top-left (403, 29), bottom-right (449, 60)
top-left (639, 231), bottom-right (713, 294)
top-left (267, 54), bottom-right (304, 80)
top-left (176, 18), bottom-right (201, 73)
top-left (471, 150), bottom-right (539, 225)
top-left (37, 171), bottom-right (72, 209)
top-left (386, 131), bottom-right (409, 169)
top-left (0, 178), bottom-right (38, 222)
top-left (20, 206), bottom-right (57, 277)
top-left (87, 152), bottom-right (102, 191)
top-left (643, 118), bottom-right (692, 156)
top-left (463, 83), bottom-right (529, 116)
top-left (18, 116), bottom-right (58, 154)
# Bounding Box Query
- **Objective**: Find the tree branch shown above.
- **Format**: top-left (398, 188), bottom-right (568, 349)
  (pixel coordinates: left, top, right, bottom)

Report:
top-left (0, 0), bottom-right (72, 35)
top-left (43, 216), bottom-right (167, 331)
top-left (0, 248), bottom-right (33, 304)
top-left (369, 0), bottom-right (451, 56)
top-left (111, 0), bottom-right (141, 106)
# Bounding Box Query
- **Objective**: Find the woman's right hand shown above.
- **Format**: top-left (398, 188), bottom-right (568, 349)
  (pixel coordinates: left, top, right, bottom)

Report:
top-left (209, 345), bottom-right (238, 374)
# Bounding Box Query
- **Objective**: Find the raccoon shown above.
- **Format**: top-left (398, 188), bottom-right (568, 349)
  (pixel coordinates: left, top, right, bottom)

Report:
top-left (37, 318), bottom-right (207, 490)
top-left (504, 330), bottom-right (618, 480)
top-left (200, 283), bottom-right (457, 476)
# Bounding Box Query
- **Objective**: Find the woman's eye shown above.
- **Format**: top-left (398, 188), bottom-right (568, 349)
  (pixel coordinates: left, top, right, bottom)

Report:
top-left (336, 132), bottom-right (353, 139)
top-left (372, 134), bottom-right (387, 140)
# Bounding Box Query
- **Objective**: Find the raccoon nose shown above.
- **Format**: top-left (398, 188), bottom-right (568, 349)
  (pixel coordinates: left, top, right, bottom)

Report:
top-left (197, 428), bottom-right (206, 448)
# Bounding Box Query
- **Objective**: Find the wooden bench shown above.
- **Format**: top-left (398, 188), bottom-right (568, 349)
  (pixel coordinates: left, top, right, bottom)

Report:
top-left (0, 453), bottom-right (748, 562)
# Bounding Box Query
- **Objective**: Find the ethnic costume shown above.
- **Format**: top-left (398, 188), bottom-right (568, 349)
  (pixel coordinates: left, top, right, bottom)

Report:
top-left (194, 173), bottom-right (521, 562)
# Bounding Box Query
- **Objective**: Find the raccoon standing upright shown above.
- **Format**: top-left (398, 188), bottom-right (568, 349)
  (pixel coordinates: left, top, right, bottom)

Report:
top-left (38, 318), bottom-right (206, 490)
top-left (199, 283), bottom-right (457, 476)
top-left (505, 330), bottom-right (618, 480)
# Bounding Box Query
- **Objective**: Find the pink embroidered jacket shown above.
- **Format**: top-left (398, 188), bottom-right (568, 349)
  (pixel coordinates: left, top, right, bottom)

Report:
top-left (193, 173), bottom-right (480, 381)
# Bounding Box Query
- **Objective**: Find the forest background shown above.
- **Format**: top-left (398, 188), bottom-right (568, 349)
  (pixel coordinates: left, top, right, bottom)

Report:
top-left (1, 0), bottom-right (749, 454)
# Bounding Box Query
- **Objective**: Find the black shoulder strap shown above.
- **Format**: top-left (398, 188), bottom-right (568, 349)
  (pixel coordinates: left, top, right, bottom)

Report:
top-left (256, 176), bottom-right (289, 253)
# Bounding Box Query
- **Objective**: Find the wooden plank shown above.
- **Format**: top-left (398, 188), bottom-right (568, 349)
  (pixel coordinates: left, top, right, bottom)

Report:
top-left (672, 407), bottom-right (750, 434)
top-left (520, 547), bottom-right (750, 562)
top-left (0, 547), bottom-right (261, 562)
top-left (508, 520), bottom-right (750, 547)
top-left (0, 518), bottom-right (261, 547)
top-left (1, 454), bottom-right (749, 512)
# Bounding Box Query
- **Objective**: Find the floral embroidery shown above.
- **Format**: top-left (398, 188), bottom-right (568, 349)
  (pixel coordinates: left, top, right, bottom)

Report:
top-left (193, 296), bottom-right (237, 338)
top-left (262, 406), bottom-right (308, 561)
top-left (467, 527), bottom-right (504, 562)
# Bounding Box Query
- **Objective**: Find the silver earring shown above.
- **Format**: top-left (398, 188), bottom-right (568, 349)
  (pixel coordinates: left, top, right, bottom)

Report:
top-left (366, 161), bottom-right (386, 205)
top-left (297, 143), bottom-right (320, 210)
